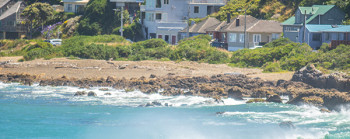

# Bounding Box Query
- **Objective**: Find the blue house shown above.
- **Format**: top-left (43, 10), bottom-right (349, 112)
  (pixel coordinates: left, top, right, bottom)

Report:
top-left (282, 5), bottom-right (345, 43)
top-left (305, 25), bottom-right (350, 49)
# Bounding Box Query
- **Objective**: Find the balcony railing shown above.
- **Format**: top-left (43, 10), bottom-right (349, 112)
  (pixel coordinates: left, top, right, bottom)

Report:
top-left (331, 40), bottom-right (350, 49)
top-left (190, 0), bottom-right (226, 4)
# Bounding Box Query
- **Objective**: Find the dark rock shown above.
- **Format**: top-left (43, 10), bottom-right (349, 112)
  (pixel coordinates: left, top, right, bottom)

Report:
top-left (216, 112), bottom-right (225, 115)
top-left (266, 91), bottom-right (282, 103)
top-left (150, 74), bottom-right (157, 78)
top-left (292, 64), bottom-right (350, 92)
top-left (279, 121), bottom-right (296, 129)
top-left (320, 108), bottom-right (331, 113)
top-left (246, 98), bottom-right (266, 103)
top-left (74, 91), bottom-right (87, 96)
top-left (99, 88), bottom-right (109, 91)
top-left (104, 92), bottom-right (112, 95)
top-left (228, 86), bottom-right (244, 100)
top-left (87, 91), bottom-right (97, 97)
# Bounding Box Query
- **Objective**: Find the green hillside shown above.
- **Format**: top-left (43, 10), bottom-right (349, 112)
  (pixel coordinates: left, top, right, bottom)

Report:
top-left (214, 0), bottom-right (349, 23)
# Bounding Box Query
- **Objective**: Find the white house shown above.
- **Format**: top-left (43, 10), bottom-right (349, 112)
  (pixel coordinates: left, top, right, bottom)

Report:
top-left (62, 0), bottom-right (89, 14)
top-left (140, 0), bottom-right (226, 44)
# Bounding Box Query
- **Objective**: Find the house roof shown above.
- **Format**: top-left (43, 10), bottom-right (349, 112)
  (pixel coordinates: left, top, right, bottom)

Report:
top-left (282, 5), bottom-right (335, 25)
top-left (0, 0), bottom-right (10, 8)
top-left (205, 21), bottom-right (228, 32)
top-left (221, 15), bottom-right (258, 32)
top-left (205, 15), bottom-right (282, 33)
top-left (0, 1), bottom-right (22, 20)
top-left (247, 20), bottom-right (282, 33)
top-left (306, 25), bottom-right (350, 33)
top-left (281, 16), bottom-right (295, 25)
top-left (62, 0), bottom-right (89, 3)
top-left (180, 17), bottom-right (220, 33)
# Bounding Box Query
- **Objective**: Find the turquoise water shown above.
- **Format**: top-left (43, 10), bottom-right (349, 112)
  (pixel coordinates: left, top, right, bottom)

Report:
top-left (1, 83), bottom-right (350, 139)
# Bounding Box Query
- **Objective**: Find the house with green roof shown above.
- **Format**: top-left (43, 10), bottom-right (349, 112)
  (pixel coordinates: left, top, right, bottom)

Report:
top-left (305, 25), bottom-right (350, 49)
top-left (282, 5), bottom-right (345, 43)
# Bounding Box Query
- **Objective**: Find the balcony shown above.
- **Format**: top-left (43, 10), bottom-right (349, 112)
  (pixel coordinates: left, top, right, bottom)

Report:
top-left (190, 0), bottom-right (226, 4)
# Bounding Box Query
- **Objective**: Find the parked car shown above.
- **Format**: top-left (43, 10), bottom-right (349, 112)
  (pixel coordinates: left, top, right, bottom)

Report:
top-left (45, 39), bottom-right (62, 46)
top-left (249, 46), bottom-right (262, 49)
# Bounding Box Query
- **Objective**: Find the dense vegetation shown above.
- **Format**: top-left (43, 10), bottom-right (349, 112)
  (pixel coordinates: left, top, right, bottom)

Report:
top-left (1, 35), bottom-right (350, 73)
top-left (230, 38), bottom-right (350, 72)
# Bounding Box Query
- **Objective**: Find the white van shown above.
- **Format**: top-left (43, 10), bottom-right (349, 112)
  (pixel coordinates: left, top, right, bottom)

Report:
top-left (45, 39), bottom-right (62, 46)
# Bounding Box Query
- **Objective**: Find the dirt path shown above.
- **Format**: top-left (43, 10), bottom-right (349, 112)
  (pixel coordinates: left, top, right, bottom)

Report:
top-left (0, 57), bottom-right (293, 81)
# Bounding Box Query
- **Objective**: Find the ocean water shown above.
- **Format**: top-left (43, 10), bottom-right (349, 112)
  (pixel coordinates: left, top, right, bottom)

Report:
top-left (1, 82), bottom-right (350, 139)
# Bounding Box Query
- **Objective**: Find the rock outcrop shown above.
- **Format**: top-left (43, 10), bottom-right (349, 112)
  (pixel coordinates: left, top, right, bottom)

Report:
top-left (1, 71), bottom-right (350, 111)
top-left (292, 64), bottom-right (350, 92)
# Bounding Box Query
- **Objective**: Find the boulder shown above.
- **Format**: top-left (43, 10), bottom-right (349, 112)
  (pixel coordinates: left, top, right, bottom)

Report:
top-left (266, 91), bottom-right (282, 103)
top-left (228, 86), bottom-right (244, 100)
top-left (320, 108), bottom-right (331, 113)
top-left (74, 91), bottom-right (87, 96)
top-left (302, 96), bottom-right (324, 107)
top-left (87, 91), bottom-right (97, 97)
top-left (246, 98), bottom-right (266, 103)
top-left (99, 88), bottom-right (109, 91)
top-left (150, 74), bottom-right (157, 78)
top-left (279, 121), bottom-right (296, 129)
top-left (104, 92), bottom-right (112, 95)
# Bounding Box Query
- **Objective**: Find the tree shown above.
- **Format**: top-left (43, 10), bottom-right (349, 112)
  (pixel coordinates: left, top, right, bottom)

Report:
top-left (22, 3), bottom-right (54, 39)
top-left (77, 0), bottom-right (119, 35)
top-left (24, 0), bottom-right (61, 5)
top-left (215, 0), bottom-right (260, 21)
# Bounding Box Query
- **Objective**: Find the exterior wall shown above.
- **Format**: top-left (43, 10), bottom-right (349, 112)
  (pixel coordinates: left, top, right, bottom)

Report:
top-left (142, 0), bottom-right (224, 43)
top-left (283, 25), bottom-right (302, 42)
top-left (305, 31), bottom-right (322, 49)
top-left (0, 4), bottom-right (26, 39)
top-left (319, 7), bottom-right (345, 25)
top-left (64, 2), bottom-right (87, 14)
top-left (189, 4), bottom-right (207, 18)
top-left (142, 0), bottom-right (189, 40)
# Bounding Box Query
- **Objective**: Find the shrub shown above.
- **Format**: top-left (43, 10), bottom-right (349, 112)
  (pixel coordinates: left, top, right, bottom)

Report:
top-left (263, 61), bottom-right (282, 72)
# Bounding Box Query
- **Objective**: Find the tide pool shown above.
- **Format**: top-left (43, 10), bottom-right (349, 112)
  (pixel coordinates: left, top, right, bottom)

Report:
top-left (0, 83), bottom-right (350, 139)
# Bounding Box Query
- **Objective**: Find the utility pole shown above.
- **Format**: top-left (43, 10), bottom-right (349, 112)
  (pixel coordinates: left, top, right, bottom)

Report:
top-left (303, 10), bottom-right (306, 44)
top-left (120, 6), bottom-right (124, 37)
top-left (186, 5), bottom-right (190, 38)
top-left (244, 9), bottom-right (247, 48)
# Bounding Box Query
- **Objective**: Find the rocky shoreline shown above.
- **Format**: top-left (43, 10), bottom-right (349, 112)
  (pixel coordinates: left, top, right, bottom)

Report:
top-left (0, 65), bottom-right (349, 111)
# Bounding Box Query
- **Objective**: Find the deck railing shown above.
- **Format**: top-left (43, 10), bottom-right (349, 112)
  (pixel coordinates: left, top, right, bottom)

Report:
top-left (331, 40), bottom-right (350, 49)
top-left (190, 0), bottom-right (226, 4)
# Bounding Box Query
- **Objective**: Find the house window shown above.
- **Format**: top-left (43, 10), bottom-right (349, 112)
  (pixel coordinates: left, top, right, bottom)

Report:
top-left (239, 34), bottom-right (244, 43)
top-left (146, 13), bottom-right (154, 21)
top-left (156, 0), bottom-right (162, 8)
top-left (208, 33), bottom-right (213, 39)
top-left (194, 6), bottom-right (199, 13)
top-left (164, 0), bottom-right (169, 4)
top-left (253, 34), bottom-right (261, 43)
top-left (285, 27), bottom-right (298, 32)
top-left (165, 35), bottom-right (169, 43)
top-left (312, 33), bottom-right (321, 41)
top-left (272, 33), bottom-right (280, 40)
top-left (221, 33), bottom-right (226, 42)
top-left (228, 33), bottom-right (237, 42)
top-left (67, 4), bottom-right (72, 11)
top-left (156, 13), bottom-right (162, 20)
top-left (325, 33), bottom-right (330, 41)
top-left (339, 33), bottom-right (345, 40)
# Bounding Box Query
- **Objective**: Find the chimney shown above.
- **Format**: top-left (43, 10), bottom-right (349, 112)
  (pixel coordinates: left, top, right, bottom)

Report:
top-left (236, 19), bottom-right (240, 26)
top-left (227, 13), bottom-right (231, 23)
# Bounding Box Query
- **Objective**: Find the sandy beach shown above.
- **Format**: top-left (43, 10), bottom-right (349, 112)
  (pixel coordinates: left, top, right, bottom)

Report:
top-left (0, 56), bottom-right (293, 81)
